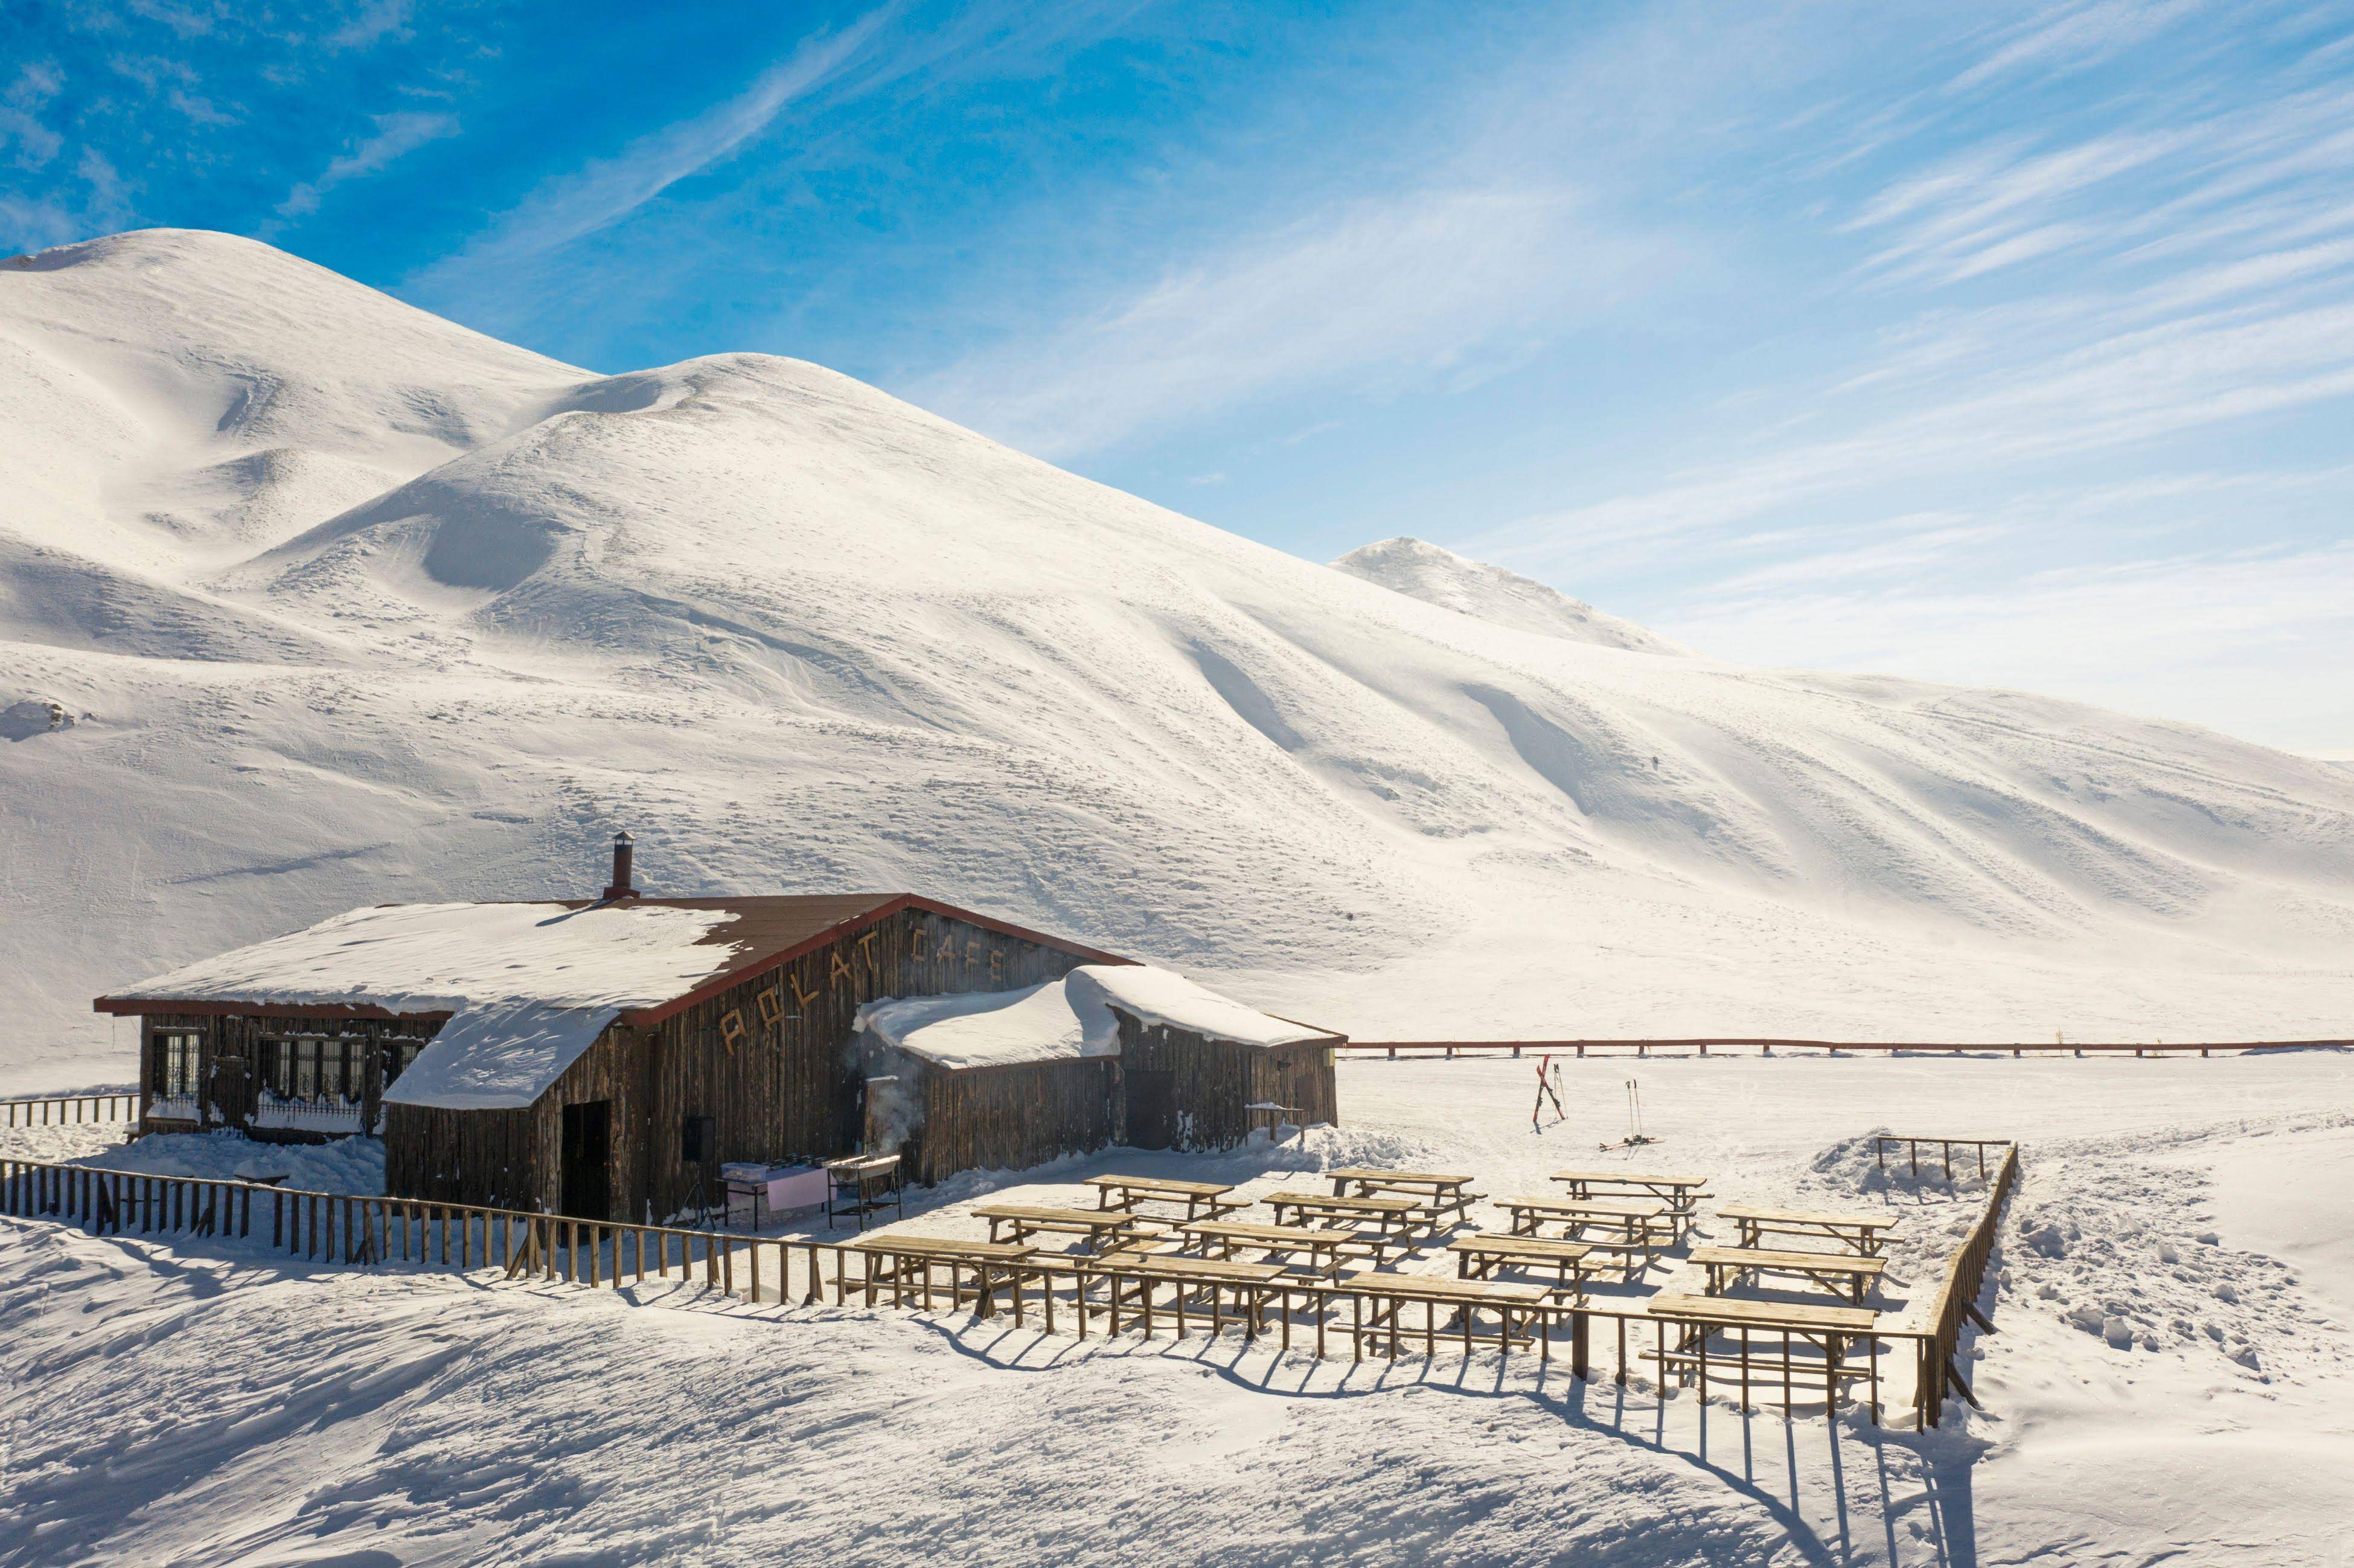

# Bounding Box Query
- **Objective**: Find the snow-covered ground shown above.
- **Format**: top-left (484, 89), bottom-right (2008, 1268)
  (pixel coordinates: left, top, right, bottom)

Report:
top-left (5, 1052), bottom-right (2349, 1566)
top-left (8, 230), bottom-right (2354, 1095)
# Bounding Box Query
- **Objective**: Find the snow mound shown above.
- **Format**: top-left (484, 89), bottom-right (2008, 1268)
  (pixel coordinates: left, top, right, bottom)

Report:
top-left (857, 964), bottom-right (1332, 1070)
top-left (1331, 536), bottom-right (1691, 655)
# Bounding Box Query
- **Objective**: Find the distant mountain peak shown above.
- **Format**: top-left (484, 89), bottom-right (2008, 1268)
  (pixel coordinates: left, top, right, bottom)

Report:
top-left (1331, 537), bottom-right (1690, 656)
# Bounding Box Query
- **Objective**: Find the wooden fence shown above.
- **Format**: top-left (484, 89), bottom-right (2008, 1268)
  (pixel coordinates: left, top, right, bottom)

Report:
top-left (0, 1151), bottom-right (2013, 1430)
top-left (1, 1092), bottom-right (139, 1128)
top-left (1338, 1039), bottom-right (2342, 1059)
top-left (1904, 1139), bottom-right (2018, 1427)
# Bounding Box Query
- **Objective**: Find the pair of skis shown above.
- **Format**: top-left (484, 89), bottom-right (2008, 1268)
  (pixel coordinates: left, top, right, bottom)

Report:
top-left (1532, 1060), bottom-right (1657, 1150)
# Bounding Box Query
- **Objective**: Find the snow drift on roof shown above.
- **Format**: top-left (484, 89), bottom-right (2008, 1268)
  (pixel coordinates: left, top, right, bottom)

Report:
top-left (115, 901), bottom-right (745, 1110)
top-left (382, 1000), bottom-right (622, 1111)
top-left (116, 901), bottom-right (741, 1015)
top-left (856, 964), bottom-right (1332, 1070)
top-left (1070, 965), bottom-right (1335, 1048)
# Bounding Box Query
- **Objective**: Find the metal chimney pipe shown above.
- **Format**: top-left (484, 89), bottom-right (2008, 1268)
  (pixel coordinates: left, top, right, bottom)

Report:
top-left (603, 832), bottom-right (637, 900)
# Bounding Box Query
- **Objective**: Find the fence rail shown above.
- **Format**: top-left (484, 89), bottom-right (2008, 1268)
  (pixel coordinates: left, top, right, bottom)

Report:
top-left (1, 1150), bottom-right (2015, 1430)
top-left (0, 1092), bottom-right (139, 1128)
top-left (1339, 1039), bottom-right (2344, 1059)
top-left (1906, 1140), bottom-right (2018, 1427)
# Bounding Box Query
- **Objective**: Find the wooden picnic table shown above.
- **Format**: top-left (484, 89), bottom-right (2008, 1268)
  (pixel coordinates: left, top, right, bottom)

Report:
top-left (843, 1234), bottom-right (1038, 1316)
top-left (1690, 1245), bottom-right (1887, 1303)
top-left (1643, 1292), bottom-right (1885, 1417)
top-left (1179, 1218), bottom-right (1387, 1275)
top-left (1717, 1203), bottom-right (1898, 1256)
top-left (1080, 1251), bottom-right (1298, 1342)
top-left (1447, 1234), bottom-right (1591, 1291)
top-left (1497, 1194), bottom-right (1672, 1276)
top-left (1265, 1189), bottom-right (1425, 1238)
top-left (1549, 1170), bottom-right (1710, 1209)
top-left (1325, 1168), bottom-right (1481, 1221)
top-left (971, 1203), bottom-right (1160, 1253)
top-left (1083, 1173), bottom-right (1245, 1221)
top-left (1333, 1270), bottom-right (1553, 1361)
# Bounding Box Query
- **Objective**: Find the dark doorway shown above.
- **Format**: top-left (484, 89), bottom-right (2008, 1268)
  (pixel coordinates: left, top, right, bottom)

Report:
top-left (560, 1100), bottom-right (612, 1220)
top-left (1125, 1069), bottom-right (1176, 1149)
top-left (209, 1056), bottom-right (253, 1127)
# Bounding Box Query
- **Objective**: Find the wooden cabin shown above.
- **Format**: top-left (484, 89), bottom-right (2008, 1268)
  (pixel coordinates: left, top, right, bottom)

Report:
top-left (854, 967), bottom-right (1343, 1185)
top-left (94, 837), bottom-right (1342, 1220)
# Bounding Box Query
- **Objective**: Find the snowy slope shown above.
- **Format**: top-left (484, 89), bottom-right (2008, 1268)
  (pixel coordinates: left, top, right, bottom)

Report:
top-left (8, 1053), bottom-right (2353, 1566)
top-left (5, 229), bottom-right (2354, 1089)
top-left (1332, 535), bottom-right (1691, 655)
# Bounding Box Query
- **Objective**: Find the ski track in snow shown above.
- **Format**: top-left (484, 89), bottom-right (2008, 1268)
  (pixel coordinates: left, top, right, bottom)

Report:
top-left (5, 1054), bottom-right (2352, 1566)
top-left (7, 231), bottom-right (2354, 1093)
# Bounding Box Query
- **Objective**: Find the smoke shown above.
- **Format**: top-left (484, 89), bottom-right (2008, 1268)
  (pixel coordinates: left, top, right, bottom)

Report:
top-left (849, 1025), bottom-right (924, 1153)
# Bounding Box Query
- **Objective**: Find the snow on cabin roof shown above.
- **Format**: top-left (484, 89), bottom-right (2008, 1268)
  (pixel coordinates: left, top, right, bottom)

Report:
top-left (856, 965), bottom-right (1337, 1071)
top-left (95, 892), bottom-right (1136, 1110)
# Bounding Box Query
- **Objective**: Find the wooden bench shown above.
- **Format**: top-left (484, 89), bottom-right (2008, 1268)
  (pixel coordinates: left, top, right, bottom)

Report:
top-left (971, 1203), bottom-right (1161, 1253)
top-left (1265, 1189), bottom-right (1425, 1239)
top-left (1549, 1169), bottom-right (1710, 1216)
top-left (1496, 1195), bottom-right (1672, 1276)
top-left (1179, 1218), bottom-right (1389, 1275)
top-left (1642, 1293), bottom-right (1885, 1416)
top-left (1690, 1245), bottom-right (1887, 1303)
top-left (843, 1234), bottom-right (1041, 1322)
top-left (1333, 1271), bottom-right (1553, 1360)
top-left (1447, 1234), bottom-right (1591, 1291)
top-left (1083, 1173), bottom-right (1246, 1221)
top-left (1079, 1252), bottom-right (1302, 1344)
top-left (1717, 1204), bottom-right (1898, 1256)
top-left (1325, 1168), bottom-right (1480, 1222)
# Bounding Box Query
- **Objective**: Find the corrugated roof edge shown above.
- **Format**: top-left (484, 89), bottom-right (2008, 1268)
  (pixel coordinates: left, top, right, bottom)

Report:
top-left (93, 893), bottom-right (1137, 1022)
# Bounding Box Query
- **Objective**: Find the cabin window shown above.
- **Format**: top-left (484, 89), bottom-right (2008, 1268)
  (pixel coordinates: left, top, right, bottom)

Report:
top-left (294, 1038), bottom-right (320, 1099)
top-left (320, 1039), bottom-right (348, 1101)
top-left (153, 1031), bottom-right (200, 1099)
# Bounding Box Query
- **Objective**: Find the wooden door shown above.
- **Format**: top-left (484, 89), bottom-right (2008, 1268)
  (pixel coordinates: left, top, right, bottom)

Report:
top-left (209, 1055), bottom-right (254, 1128)
top-left (561, 1101), bottom-right (613, 1220)
top-left (1125, 1069), bottom-right (1176, 1150)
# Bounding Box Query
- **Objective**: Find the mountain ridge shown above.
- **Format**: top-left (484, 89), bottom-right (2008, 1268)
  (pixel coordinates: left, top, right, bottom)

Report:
top-left (4, 229), bottom-right (2352, 1087)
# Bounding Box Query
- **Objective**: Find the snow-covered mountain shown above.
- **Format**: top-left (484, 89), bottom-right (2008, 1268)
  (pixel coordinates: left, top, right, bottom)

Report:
top-left (6, 229), bottom-right (2353, 1088)
top-left (1332, 537), bottom-right (1689, 656)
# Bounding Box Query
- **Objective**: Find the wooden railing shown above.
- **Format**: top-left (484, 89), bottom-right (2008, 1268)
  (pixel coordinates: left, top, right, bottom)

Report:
top-left (1338, 1039), bottom-right (2340, 1059)
top-left (2, 1153), bottom-right (1980, 1427)
top-left (1905, 1139), bottom-right (2019, 1428)
top-left (0, 1092), bottom-right (139, 1128)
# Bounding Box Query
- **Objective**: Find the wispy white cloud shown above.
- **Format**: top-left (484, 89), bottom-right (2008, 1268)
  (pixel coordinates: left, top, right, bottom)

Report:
top-left (327, 0), bottom-right (412, 52)
top-left (407, 16), bottom-right (886, 302)
top-left (913, 182), bottom-right (1665, 460)
top-left (1947, 0), bottom-right (2215, 91)
top-left (274, 109), bottom-right (456, 220)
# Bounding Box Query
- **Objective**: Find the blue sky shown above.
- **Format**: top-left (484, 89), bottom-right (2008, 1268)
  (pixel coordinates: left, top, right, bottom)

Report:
top-left (7, 1), bottom-right (2354, 754)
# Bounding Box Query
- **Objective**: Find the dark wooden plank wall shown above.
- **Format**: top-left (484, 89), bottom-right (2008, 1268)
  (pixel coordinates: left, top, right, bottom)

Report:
top-left (636, 907), bottom-right (1095, 1221)
top-left (907, 1056), bottom-right (1121, 1184)
top-left (1113, 1010), bottom-right (1340, 1150)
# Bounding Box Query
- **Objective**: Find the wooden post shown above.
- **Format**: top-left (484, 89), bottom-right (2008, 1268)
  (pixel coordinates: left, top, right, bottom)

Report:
top-left (1572, 1310), bottom-right (1590, 1380)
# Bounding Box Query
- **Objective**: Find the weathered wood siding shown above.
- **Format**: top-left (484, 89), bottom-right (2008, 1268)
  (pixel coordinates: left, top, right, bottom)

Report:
top-left (1113, 1010), bottom-right (1340, 1150)
top-left (635, 906), bottom-right (1093, 1220)
top-left (903, 1055), bottom-right (1122, 1185)
top-left (383, 1025), bottom-right (651, 1217)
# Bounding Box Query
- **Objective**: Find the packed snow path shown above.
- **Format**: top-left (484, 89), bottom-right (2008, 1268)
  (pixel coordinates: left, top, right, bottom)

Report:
top-left (5, 1054), bottom-right (2351, 1566)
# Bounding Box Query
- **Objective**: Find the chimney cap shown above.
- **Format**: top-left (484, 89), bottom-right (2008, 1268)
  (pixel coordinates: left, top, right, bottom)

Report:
top-left (612, 830), bottom-right (634, 844)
